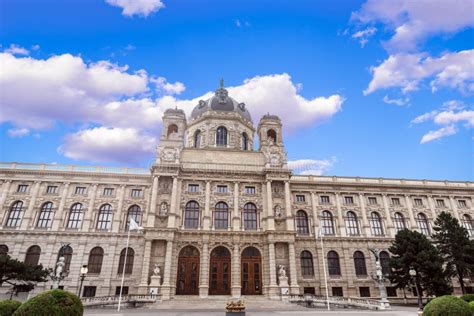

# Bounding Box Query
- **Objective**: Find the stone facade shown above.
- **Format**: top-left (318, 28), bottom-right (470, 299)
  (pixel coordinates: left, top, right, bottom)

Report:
top-left (1, 84), bottom-right (473, 301)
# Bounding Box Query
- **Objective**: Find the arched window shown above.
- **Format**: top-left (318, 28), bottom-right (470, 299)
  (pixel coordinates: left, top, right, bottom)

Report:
top-left (417, 213), bottom-right (430, 236)
top-left (194, 130), bottom-right (201, 148)
top-left (321, 211), bottom-right (335, 235)
top-left (345, 211), bottom-right (360, 236)
top-left (296, 210), bottom-right (309, 235)
top-left (184, 201), bottom-right (200, 229)
top-left (327, 251), bottom-right (341, 276)
top-left (97, 204), bottom-right (113, 230)
top-left (243, 203), bottom-right (257, 230)
top-left (214, 202), bottom-right (229, 229)
top-left (267, 129), bottom-right (277, 143)
top-left (463, 214), bottom-right (474, 236)
top-left (117, 247), bottom-right (134, 274)
top-left (370, 212), bottom-right (384, 236)
top-left (87, 247), bottom-right (104, 274)
top-left (242, 132), bottom-right (248, 150)
top-left (353, 251), bottom-right (367, 277)
top-left (167, 124), bottom-right (178, 136)
top-left (24, 245), bottom-right (41, 266)
top-left (36, 202), bottom-right (54, 228)
top-left (380, 251), bottom-right (390, 275)
top-left (59, 245), bottom-right (73, 272)
top-left (216, 126), bottom-right (227, 146)
top-left (394, 212), bottom-right (406, 232)
top-left (126, 205), bottom-right (141, 230)
top-left (6, 201), bottom-right (23, 227)
top-left (67, 203), bottom-right (83, 229)
top-left (0, 245), bottom-right (8, 256)
top-left (300, 251), bottom-right (314, 277)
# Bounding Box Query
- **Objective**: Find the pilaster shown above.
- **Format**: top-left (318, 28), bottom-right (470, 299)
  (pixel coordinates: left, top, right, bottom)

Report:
top-left (52, 182), bottom-right (70, 231)
top-left (284, 181), bottom-right (294, 231)
top-left (448, 196), bottom-right (461, 220)
top-left (404, 195), bottom-right (417, 229)
top-left (161, 240), bottom-right (174, 300)
top-left (167, 177), bottom-right (178, 228)
top-left (381, 194), bottom-right (395, 237)
top-left (199, 241), bottom-right (209, 298)
top-left (112, 185), bottom-right (125, 233)
top-left (288, 243), bottom-right (299, 294)
top-left (0, 181), bottom-right (12, 225)
top-left (426, 195), bottom-right (438, 220)
top-left (267, 242), bottom-right (279, 298)
top-left (232, 182), bottom-right (240, 230)
top-left (266, 181), bottom-right (275, 230)
top-left (21, 181), bottom-right (41, 229)
top-left (358, 193), bottom-right (370, 237)
top-left (146, 176), bottom-right (159, 227)
top-left (82, 183), bottom-right (98, 231)
top-left (203, 181), bottom-right (211, 230)
top-left (231, 244), bottom-right (241, 298)
top-left (138, 240), bottom-right (152, 294)
top-left (335, 192), bottom-right (346, 237)
top-left (310, 192), bottom-right (318, 230)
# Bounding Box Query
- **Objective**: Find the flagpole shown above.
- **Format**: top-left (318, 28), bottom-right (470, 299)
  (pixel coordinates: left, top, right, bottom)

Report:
top-left (118, 224), bottom-right (131, 311)
top-left (318, 228), bottom-right (330, 311)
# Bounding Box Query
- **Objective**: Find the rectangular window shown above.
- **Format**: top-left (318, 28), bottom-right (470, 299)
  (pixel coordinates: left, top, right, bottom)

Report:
top-left (320, 195), bottom-right (330, 204)
top-left (368, 197), bottom-right (377, 205)
top-left (359, 287), bottom-right (371, 297)
top-left (46, 186), bottom-right (58, 194)
top-left (217, 185), bottom-right (228, 193)
top-left (103, 188), bottom-right (114, 196)
top-left (245, 186), bottom-right (256, 194)
top-left (303, 287), bottom-right (315, 295)
top-left (75, 186), bottom-right (86, 195)
top-left (115, 286), bottom-right (128, 295)
top-left (188, 184), bottom-right (199, 192)
top-left (414, 198), bottom-right (423, 206)
top-left (391, 198), bottom-right (400, 206)
top-left (17, 184), bottom-right (28, 193)
top-left (82, 286), bottom-right (96, 298)
top-left (131, 189), bottom-right (142, 197)
top-left (332, 287), bottom-right (343, 297)
top-left (458, 200), bottom-right (467, 208)
top-left (386, 287), bottom-right (398, 297)
top-left (436, 199), bottom-right (445, 207)
top-left (344, 196), bottom-right (354, 205)
top-left (296, 194), bottom-right (306, 203)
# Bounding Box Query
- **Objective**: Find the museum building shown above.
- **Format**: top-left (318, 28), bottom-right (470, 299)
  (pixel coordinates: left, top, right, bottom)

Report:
top-left (1, 82), bottom-right (473, 300)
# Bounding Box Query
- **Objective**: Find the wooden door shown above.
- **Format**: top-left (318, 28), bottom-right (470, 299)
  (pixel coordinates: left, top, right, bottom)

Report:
top-left (241, 247), bottom-right (262, 295)
top-left (176, 246), bottom-right (200, 295)
top-left (209, 246), bottom-right (231, 295)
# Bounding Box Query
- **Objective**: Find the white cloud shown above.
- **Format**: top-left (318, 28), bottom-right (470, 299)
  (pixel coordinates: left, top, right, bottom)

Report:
top-left (433, 110), bottom-right (474, 127)
top-left (7, 128), bottom-right (30, 137)
top-left (364, 50), bottom-right (474, 95)
top-left (411, 111), bottom-right (438, 125)
top-left (420, 125), bottom-right (457, 144)
top-left (351, 27), bottom-right (377, 47)
top-left (235, 19), bottom-right (241, 28)
top-left (59, 127), bottom-right (157, 163)
top-left (105, 0), bottom-right (164, 17)
top-left (151, 76), bottom-right (186, 95)
top-left (288, 157), bottom-right (336, 175)
top-left (352, 0), bottom-right (474, 52)
top-left (31, 44), bottom-right (40, 51)
top-left (3, 44), bottom-right (29, 56)
top-left (382, 95), bottom-right (409, 106)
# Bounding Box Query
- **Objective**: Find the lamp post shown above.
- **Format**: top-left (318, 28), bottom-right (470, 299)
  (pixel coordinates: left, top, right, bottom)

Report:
top-left (409, 268), bottom-right (423, 313)
top-left (78, 265), bottom-right (88, 297)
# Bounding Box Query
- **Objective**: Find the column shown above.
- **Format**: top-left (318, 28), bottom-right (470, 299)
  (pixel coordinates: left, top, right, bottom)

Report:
top-left (203, 181), bottom-right (211, 230)
top-left (310, 192), bottom-right (318, 230)
top-left (426, 195), bottom-right (438, 220)
top-left (52, 182), bottom-right (70, 231)
top-left (138, 240), bottom-right (153, 294)
top-left (199, 242), bottom-right (210, 298)
top-left (233, 182), bottom-right (240, 230)
top-left (404, 195), bottom-right (417, 229)
top-left (358, 193), bottom-right (370, 236)
top-left (381, 194), bottom-right (395, 237)
top-left (167, 177), bottom-right (178, 228)
top-left (335, 192), bottom-right (346, 237)
top-left (146, 176), bottom-right (159, 227)
top-left (266, 181), bottom-right (275, 230)
top-left (288, 243), bottom-right (299, 294)
top-left (0, 181), bottom-right (12, 223)
top-left (21, 181), bottom-right (41, 229)
top-left (268, 242), bottom-right (278, 298)
top-left (161, 240), bottom-right (174, 300)
top-left (448, 196), bottom-right (461, 220)
top-left (82, 184), bottom-right (98, 231)
top-left (112, 185), bottom-right (125, 233)
top-left (284, 181), bottom-right (294, 231)
top-left (231, 244), bottom-right (241, 298)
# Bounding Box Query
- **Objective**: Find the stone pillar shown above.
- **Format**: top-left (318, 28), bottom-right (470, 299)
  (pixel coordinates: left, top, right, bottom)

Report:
top-left (381, 194), bottom-right (395, 237)
top-left (0, 181), bottom-right (11, 226)
top-left (426, 195), bottom-right (438, 220)
top-left (358, 193), bottom-right (370, 236)
top-left (284, 181), bottom-right (294, 231)
top-left (268, 243), bottom-right (279, 298)
top-left (288, 243), bottom-right (299, 294)
top-left (266, 181), bottom-right (275, 230)
top-left (167, 177), bottom-right (178, 228)
top-left (335, 193), bottom-right (346, 237)
top-left (147, 176), bottom-right (159, 227)
top-left (161, 240), bottom-right (174, 300)
top-left (203, 181), bottom-right (211, 230)
top-left (310, 192), bottom-right (318, 230)
top-left (52, 182), bottom-right (70, 231)
top-left (138, 240), bottom-right (152, 294)
top-left (448, 196), bottom-right (461, 220)
top-left (231, 244), bottom-right (241, 298)
top-left (21, 181), bottom-right (41, 229)
top-left (404, 195), bottom-right (417, 229)
top-left (233, 182), bottom-right (240, 230)
top-left (112, 185), bottom-right (125, 233)
top-left (82, 184), bottom-right (98, 231)
top-left (199, 241), bottom-right (209, 298)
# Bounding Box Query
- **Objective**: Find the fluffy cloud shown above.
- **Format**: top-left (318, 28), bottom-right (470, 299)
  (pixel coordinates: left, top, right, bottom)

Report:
top-left (59, 127), bottom-right (157, 163)
top-left (151, 76), bottom-right (186, 95)
top-left (364, 50), bottom-right (474, 95)
top-left (3, 44), bottom-right (29, 56)
top-left (288, 157), bottom-right (336, 175)
top-left (420, 125), bottom-right (457, 144)
top-left (351, 27), bottom-right (376, 47)
top-left (105, 0), bottom-right (164, 17)
top-left (7, 128), bottom-right (30, 137)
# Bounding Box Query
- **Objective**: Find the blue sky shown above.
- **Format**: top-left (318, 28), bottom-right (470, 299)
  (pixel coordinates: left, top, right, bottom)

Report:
top-left (0, 0), bottom-right (473, 181)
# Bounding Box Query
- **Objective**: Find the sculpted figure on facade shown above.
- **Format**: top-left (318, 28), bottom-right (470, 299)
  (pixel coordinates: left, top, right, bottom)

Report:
top-left (153, 264), bottom-right (161, 276)
top-left (160, 201), bottom-right (169, 216)
top-left (278, 265), bottom-right (286, 278)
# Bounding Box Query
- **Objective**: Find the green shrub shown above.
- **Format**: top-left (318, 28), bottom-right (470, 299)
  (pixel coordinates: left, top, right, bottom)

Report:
top-left (469, 301), bottom-right (474, 313)
top-left (0, 300), bottom-right (22, 316)
top-left (13, 289), bottom-right (83, 316)
top-left (461, 294), bottom-right (474, 303)
top-left (423, 295), bottom-right (471, 316)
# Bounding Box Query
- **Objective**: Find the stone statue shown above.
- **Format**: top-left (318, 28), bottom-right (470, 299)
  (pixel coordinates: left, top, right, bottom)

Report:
top-left (153, 264), bottom-right (161, 276)
top-left (369, 248), bottom-right (381, 262)
top-left (160, 202), bottom-right (168, 215)
top-left (278, 265), bottom-right (286, 278)
top-left (274, 205), bottom-right (283, 218)
top-left (55, 257), bottom-right (65, 278)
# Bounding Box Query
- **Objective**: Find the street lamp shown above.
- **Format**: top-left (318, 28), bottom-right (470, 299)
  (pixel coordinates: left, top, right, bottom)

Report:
top-left (78, 265), bottom-right (88, 297)
top-left (409, 268), bottom-right (423, 312)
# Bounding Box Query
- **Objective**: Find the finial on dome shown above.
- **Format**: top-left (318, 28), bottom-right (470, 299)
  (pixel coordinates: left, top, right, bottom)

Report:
top-left (220, 78), bottom-right (224, 89)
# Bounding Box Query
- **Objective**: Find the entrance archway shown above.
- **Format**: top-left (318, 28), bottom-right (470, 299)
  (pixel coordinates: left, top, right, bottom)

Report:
top-left (209, 246), bottom-right (231, 295)
top-left (241, 246), bottom-right (262, 295)
top-left (176, 245), bottom-right (200, 295)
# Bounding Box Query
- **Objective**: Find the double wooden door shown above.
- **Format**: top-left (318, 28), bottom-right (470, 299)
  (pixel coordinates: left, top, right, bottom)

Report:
top-left (176, 246), bottom-right (200, 295)
top-left (241, 247), bottom-right (262, 295)
top-left (209, 246), bottom-right (231, 295)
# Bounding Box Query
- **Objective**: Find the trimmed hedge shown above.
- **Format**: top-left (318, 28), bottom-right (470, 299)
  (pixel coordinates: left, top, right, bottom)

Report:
top-left (13, 289), bottom-right (83, 316)
top-left (461, 294), bottom-right (474, 303)
top-left (0, 300), bottom-right (22, 316)
top-left (423, 295), bottom-right (471, 316)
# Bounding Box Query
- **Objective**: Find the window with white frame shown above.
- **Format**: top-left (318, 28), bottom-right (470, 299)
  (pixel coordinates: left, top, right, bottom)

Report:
top-left (36, 202), bottom-right (54, 228)
top-left (344, 196), bottom-right (354, 205)
top-left (394, 212), bottom-right (406, 232)
top-left (103, 188), bottom-right (114, 196)
top-left (321, 211), bottom-right (335, 235)
top-left (46, 186), bottom-right (58, 194)
top-left (391, 198), bottom-right (400, 206)
top-left (345, 211), bottom-right (360, 236)
top-left (368, 197), bottom-right (377, 205)
top-left (463, 214), bottom-right (473, 236)
top-left (131, 189), bottom-right (142, 198)
top-left (216, 185), bottom-right (228, 193)
top-left (188, 184), bottom-right (199, 192)
top-left (320, 195), bottom-right (330, 204)
top-left (245, 186), bottom-right (256, 195)
top-left (436, 199), bottom-right (446, 207)
top-left (75, 186), bottom-right (86, 195)
top-left (417, 213), bottom-right (430, 236)
top-left (296, 194), bottom-right (306, 203)
top-left (414, 198), bottom-right (423, 207)
top-left (370, 212), bottom-right (384, 236)
top-left (458, 200), bottom-right (467, 208)
top-left (17, 185), bottom-right (28, 193)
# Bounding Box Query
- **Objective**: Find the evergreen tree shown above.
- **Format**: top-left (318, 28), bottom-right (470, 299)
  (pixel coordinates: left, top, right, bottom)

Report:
top-left (432, 211), bottom-right (474, 294)
top-left (388, 229), bottom-right (452, 299)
